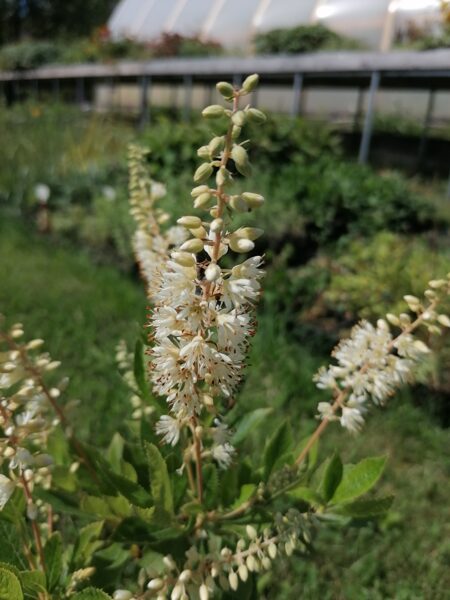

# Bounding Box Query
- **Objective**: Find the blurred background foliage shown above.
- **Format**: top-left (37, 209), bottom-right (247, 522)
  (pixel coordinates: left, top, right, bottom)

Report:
top-left (0, 101), bottom-right (449, 597)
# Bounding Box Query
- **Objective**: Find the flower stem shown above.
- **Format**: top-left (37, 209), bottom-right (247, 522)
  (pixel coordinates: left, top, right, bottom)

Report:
top-left (20, 474), bottom-right (46, 572)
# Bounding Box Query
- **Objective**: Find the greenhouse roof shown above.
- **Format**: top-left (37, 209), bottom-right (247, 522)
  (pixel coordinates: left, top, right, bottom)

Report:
top-left (108, 0), bottom-right (443, 50)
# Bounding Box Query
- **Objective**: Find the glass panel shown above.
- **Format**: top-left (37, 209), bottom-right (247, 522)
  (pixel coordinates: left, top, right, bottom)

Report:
top-left (109, 0), bottom-right (154, 38)
top-left (137, 0), bottom-right (180, 40)
top-left (256, 0), bottom-right (317, 32)
top-left (315, 0), bottom-right (391, 49)
top-left (171, 0), bottom-right (217, 36)
top-left (207, 0), bottom-right (262, 47)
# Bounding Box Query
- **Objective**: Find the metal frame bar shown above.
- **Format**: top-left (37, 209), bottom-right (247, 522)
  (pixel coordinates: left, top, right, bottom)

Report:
top-left (291, 73), bottom-right (303, 118)
top-left (139, 75), bottom-right (152, 129)
top-left (358, 71), bottom-right (380, 164)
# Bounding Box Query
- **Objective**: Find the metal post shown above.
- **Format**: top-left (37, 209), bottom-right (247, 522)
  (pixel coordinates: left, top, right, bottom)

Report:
top-left (204, 83), bottom-right (213, 107)
top-left (358, 71), bottom-right (380, 164)
top-left (139, 75), bottom-right (151, 129)
top-left (291, 73), bottom-right (303, 118)
top-left (76, 78), bottom-right (85, 106)
top-left (32, 79), bottom-right (39, 101)
top-left (353, 87), bottom-right (364, 132)
top-left (52, 78), bottom-right (60, 102)
top-left (183, 75), bottom-right (193, 121)
top-left (417, 89), bottom-right (435, 170)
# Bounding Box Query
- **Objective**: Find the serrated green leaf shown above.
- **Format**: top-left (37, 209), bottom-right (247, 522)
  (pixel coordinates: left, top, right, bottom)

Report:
top-left (72, 587), bottom-right (111, 599)
top-left (263, 421), bottom-right (293, 480)
top-left (72, 521), bottom-right (104, 569)
top-left (231, 408), bottom-right (273, 445)
top-left (19, 570), bottom-right (46, 599)
top-left (320, 453), bottom-right (343, 502)
top-left (106, 433), bottom-right (125, 473)
top-left (229, 484), bottom-right (257, 510)
top-left (332, 456), bottom-right (387, 504)
top-left (144, 442), bottom-right (174, 516)
top-left (0, 567), bottom-right (23, 600)
top-left (43, 532), bottom-right (63, 592)
top-left (287, 486), bottom-right (323, 506)
top-left (337, 496), bottom-right (394, 518)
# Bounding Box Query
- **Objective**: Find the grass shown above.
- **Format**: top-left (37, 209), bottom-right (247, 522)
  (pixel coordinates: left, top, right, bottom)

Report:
top-left (1, 218), bottom-right (449, 598)
top-left (0, 217), bottom-right (146, 442)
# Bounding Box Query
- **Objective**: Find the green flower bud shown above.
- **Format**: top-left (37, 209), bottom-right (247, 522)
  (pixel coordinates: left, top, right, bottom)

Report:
top-left (229, 236), bottom-right (255, 253)
top-left (191, 185), bottom-right (209, 197)
top-left (180, 238), bottom-right (205, 253)
top-left (194, 162), bottom-right (213, 183)
top-left (231, 125), bottom-right (242, 140)
top-left (172, 252), bottom-right (196, 267)
top-left (208, 136), bottom-right (224, 154)
top-left (231, 145), bottom-right (251, 176)
top-left (242, 73), bottom-right (259, 93)
top-left (232, 110), bottom-right (246, 127)
top-left (230, 195), bottom-right (249, 212)
top-left (241, 192), bottom-right (264, 207)
top-left (202, 104), bottom-right (225, 119)
top-left (216, 166), bottom-right (231, 187)
top-left (216, 81), bottom-right (234, 99)
top-left (247, 107), bottom-right (267, 123)
top-left (438, 314), bottom-right (450, 327)
top-left (234, 226), bottom-right (264, 240)
top-left (197, 145), bottom-right (211, 160)
top-left (194, 192), bottom-right (212, 209)
top-left (177, 216), bottom-right (202, 229)
top-left (190, 225), bottom-right (207, 239)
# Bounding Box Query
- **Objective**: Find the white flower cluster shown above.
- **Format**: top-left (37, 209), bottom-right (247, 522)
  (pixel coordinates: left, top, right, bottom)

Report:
top-left (314, 277), bottom-right (450, 432)
top-left (144, 525), bottom-right (288, 600)
top-left (149, 75), bottom-right (265, 469)
top-left (128, 144), bottom-right (188, 299)
top-left (0, 321), bottom-right (58, 513)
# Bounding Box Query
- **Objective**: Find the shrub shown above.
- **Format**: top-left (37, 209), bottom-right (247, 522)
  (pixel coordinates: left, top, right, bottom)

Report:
top-left (254, 23), bottom-right (364, 54)
top-left (0, 40), bottom-right (63, 70)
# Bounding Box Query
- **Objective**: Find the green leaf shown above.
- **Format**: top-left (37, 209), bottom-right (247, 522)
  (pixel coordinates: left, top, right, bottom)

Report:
top-left (0, 567), bottom-right (23, 600)
top-left (72, 521), bottom-right (104, 569)
top-left (43, 532), bottom-right (63, 592)
top-left (134, 338), bottom-right (148, 398)
top-left (106, 433), bottom-right (125, 473)
top-left (19, 570), bottom-right (46, 599)
top-left (72, 588), bottom-right (111, 599)
top-left (144, 442), bottom-right (174, 516)
top-left (319, 453), bottom-right (343, 502)
top-left (332, 456), bottom-right (387, 504)
top-left (231, 408), bottom-right (273, 445)
top-left (229, 484), bottom-right (257, 510)
top-left (0, 488), bottom-right (26, 524)
top-left (337, 496), bottom-right (394, 518)
top-left (203, 464), bottom-right (219, 510)
top-left (287, 486), bottom-right (323, 506)
top-left (263, 421), bottom-right (293, 480)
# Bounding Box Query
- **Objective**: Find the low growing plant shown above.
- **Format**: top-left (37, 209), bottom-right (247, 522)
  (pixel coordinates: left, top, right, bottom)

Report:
top-left (1, 75), bottom-right (449, 600)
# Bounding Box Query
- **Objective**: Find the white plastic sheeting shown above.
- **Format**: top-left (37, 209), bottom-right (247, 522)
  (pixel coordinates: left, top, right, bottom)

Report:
top-left (108, 0), bottom-right (443, 50)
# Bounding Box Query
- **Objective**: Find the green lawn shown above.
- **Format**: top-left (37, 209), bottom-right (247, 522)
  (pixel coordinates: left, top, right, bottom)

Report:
top-left (1, 218), bottom-right (449, 598)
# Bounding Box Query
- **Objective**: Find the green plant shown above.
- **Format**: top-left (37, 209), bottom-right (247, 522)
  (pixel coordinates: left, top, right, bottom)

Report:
top-left (0, 74), bottom-right (449, 600)
top-left (254, 23), bottom-right (364, 55)
top-left (0, 41), bottom-right (63, 70)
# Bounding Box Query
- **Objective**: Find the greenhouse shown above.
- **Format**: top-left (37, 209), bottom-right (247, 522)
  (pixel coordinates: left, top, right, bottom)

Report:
top-left (109, 0), bottom-right (443, 50)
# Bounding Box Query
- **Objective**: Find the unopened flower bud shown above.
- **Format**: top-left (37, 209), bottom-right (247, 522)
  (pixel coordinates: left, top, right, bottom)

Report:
top-left (229, 195), bottom-right (249, 212)
top-left (210, 218), bottom-right (223, 232)
top-left (262, 556), bottom-right (271, 570)
top-left (386, 313), bottom-right (400, 326)
top-left (190, 225), bottom-right (207, 239)
top-left (26, 339), bottom-right (44, 350)
top-left (194, 192), bottom-right (212, 209)
top-left (172, 252), bottom-right (196, 268)
top-left (231, 125), bottom-right (241, 139)
top-left (197, 145), bottom-right (211, 160)
top-left (228, 571), bottom-right (238, 591)
top-left (26, 503), bottom-right (38, 520)
top-left (163, 555), bottom-right (176, 570)
top-left (246, 525), bottom-right (257, 539)
top-left (247, 107), bottom-right (266, 123)
top-left (199, 583), bottom-right (209, 600)
top-left (180, 238), bottom-right (205, 253)
top-left (428, 279), bottom-right (446, 288)
top-left (171, 583), bottom-right (183, 600)
top-left (238, 564), bottom-right (248, 582)
top-left (113, 591), bottom-right (133, 600)
top-left (413, 340), bottom-right (430, 353)
top-left (179, 570), bottom-right (191, 583)
top-left (437, 314), bottom-right (450, 327)
top-left (216, 81), bottom-right (234, 98)
top-left (234, 227), bottom-right (264, 241)
top-left (232, 110), bottom-right (246, 127)
top-left (191, 185), bottom-right (210, 197)
top-left (246, 555), bottom-right (257, 572)
top-left (231, 145), bottom-right (251, 176)
top-left (242, 73), bottom-right (259, 93)
top-left (241, 192), bottom-right (264, 207)
top-left (208, 136), bottom-right (224, 154)
top-left (202, 105), bottom-right (225, 119)
top-left (216, 166), bottom-right (231, 187)
top-left (147, 578), bottom-right (164, 591)
top-left (229, 237), bottom-right (255, 253)
top-left (177, 216), bottom-right (202, 229)
top-left (205, 263), bottom-right (221, 282)
top-left (268, 543), bottom-right (277, 559)
top-left (194, 163), bottom-right (213, 183)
